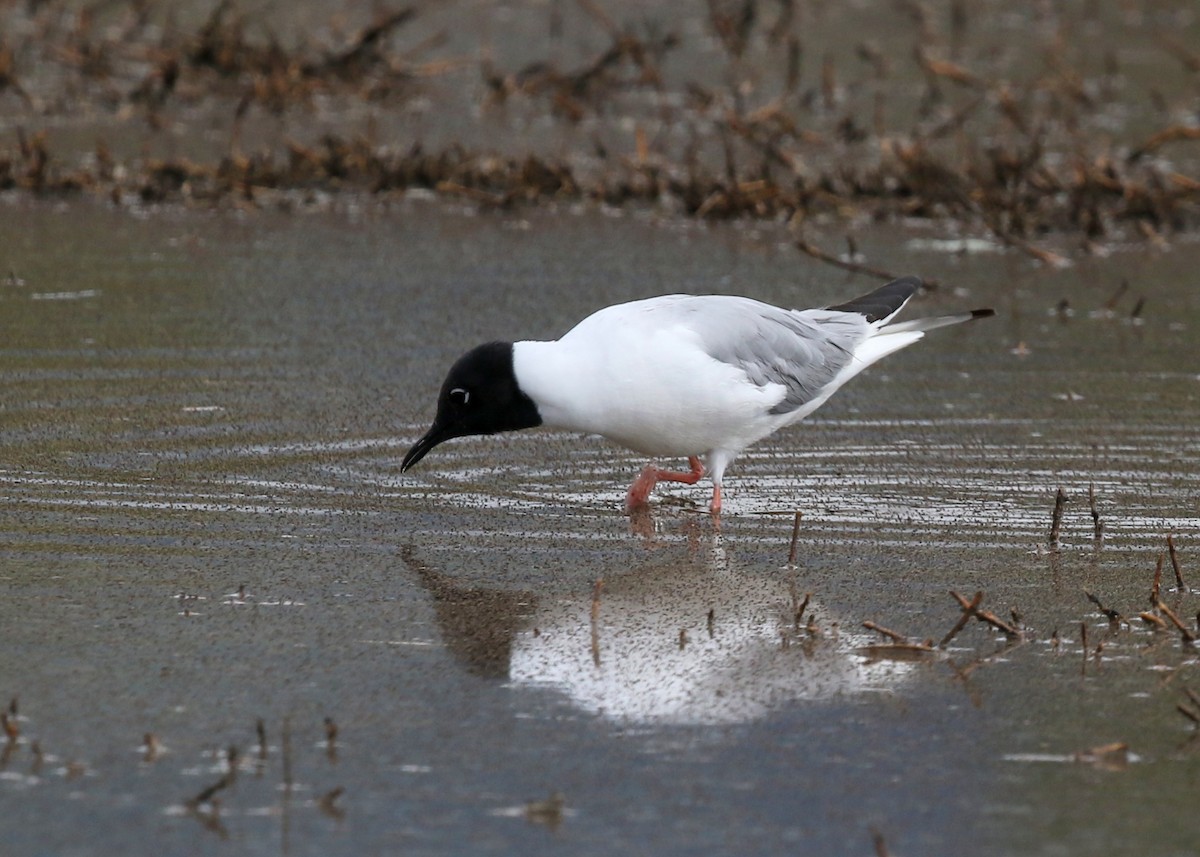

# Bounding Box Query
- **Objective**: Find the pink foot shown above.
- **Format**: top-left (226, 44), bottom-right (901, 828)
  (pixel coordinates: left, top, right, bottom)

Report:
top-left (625, 456), bottom-right (704, 512)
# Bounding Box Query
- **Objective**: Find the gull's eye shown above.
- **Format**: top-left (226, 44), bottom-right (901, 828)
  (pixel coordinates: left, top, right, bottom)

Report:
top-left (448, 388), bottom-right (470, 406)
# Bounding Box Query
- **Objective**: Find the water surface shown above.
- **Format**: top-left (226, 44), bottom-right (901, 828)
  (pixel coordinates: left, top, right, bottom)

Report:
top-left (2, 200), bottom-right (1199, 856)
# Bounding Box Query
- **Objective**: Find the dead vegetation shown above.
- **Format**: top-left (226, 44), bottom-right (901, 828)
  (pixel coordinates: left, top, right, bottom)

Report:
top-left (0, 0), bottom-right (1198, 263)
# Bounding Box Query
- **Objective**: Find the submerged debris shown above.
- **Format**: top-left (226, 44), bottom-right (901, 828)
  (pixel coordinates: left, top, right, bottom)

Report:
top-left (523, 792), bottom-right (566, 829)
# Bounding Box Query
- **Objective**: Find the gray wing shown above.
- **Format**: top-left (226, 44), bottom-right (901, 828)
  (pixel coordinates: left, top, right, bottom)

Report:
top-left (669, 296), bottom-right (871, 415)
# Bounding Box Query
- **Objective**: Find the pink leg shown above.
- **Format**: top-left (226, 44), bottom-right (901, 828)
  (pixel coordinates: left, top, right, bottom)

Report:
top-left (625, 456), bottom-right (704, 511)
top-left (710, 483), bottom-right (722, 515)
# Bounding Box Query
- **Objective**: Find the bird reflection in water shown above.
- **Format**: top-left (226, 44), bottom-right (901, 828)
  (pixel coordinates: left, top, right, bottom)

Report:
top-left (399, 533), bottom-right (914, 727)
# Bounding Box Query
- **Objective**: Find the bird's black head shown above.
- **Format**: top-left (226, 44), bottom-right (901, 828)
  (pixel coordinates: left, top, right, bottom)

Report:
top-left (402, 341), bottom-right (542, 472)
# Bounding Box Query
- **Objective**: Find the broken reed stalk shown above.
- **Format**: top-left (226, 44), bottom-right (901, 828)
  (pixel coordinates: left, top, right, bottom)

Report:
top-left (189, 768), bottom-right (233, 808)
top-left (1088, 483), bottom-right (1103, 542)
top-left (1073, 742), bottom-right (1129, 765)
top-left (142, 733), bottom-right (162, 763)
top-left (1049, 487), bottom-right (1067, 547)
top-left (794, 591), bottom-right (811, 630)
top-left (1080, 621), bottom-right (1089, 674)
top-left (1151, 553), bottom-right (1164, 604)
top-left (1154, 599), bottom-right (1197, 644)
top-left (282, 716), bottom-right (293, 793)
top-left (793, 239), bottom-right (939, 289)
top-left (948, 589), bottom-right (1021, 638)
top-left (1139, 610), bottom-right (1168, 630)
top-left (256, 718), bottom-right (268, 759)
top-left (590, 578), bottom-right (604, 668)
top-left (1102, 280), bottom-right (1129, 312)
top-left (281, 716), bottom-right (293, 855)
top-left (524, 792), bottom-right (566, 827)
top-left (1084, 590), bottom-right (1122, 624)
top-left (786, 511), bottom-right (803, 565)
top-left (324, 717), bottom-right (338, 763)
top-left (1168, 535), bottom-right (1186, 589)
top-left (862, 620), bottom-right (909, 643)
top-left (939, 589), bottom-right (983, 647)
top-left (1178, 686), bottom-right (1200, 728)
top-left (317, 786), bottom-right (346, 820)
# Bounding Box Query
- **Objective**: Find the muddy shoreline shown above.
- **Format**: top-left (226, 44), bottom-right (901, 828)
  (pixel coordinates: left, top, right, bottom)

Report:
top-left (2, 0), bottom-right (1199, 269)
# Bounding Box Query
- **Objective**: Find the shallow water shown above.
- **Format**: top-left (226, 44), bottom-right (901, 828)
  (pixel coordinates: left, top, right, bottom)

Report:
top-left (2, 199), bottom-right (1200, 856)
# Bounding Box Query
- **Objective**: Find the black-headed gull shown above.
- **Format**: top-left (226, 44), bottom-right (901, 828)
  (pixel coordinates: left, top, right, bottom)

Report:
top-left (402, 276), bottom-right (993, 514)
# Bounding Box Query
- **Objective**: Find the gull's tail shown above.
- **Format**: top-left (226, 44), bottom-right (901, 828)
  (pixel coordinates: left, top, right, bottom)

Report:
top-left (830, 276), bottom-right (995, 368)
top-left (830, 275), bottom-right (994, 331)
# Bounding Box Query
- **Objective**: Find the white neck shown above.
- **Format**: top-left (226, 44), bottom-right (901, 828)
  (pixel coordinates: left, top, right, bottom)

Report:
top-left (511, 340), bottom-right (593, 431)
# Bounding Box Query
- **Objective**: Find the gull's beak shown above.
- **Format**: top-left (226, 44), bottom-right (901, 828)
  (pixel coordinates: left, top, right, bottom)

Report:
top-left (401, 422), bottom-right (456, 472)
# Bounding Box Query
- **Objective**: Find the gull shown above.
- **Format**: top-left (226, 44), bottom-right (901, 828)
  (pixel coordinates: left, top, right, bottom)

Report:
top-left (402, 276), bottom-right (992, 514)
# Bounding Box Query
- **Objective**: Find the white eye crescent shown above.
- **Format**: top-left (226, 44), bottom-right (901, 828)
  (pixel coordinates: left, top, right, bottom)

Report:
top-left (449, 388), bottom-right (470, 405)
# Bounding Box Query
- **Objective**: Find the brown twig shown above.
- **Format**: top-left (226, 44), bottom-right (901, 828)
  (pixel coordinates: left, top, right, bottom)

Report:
top-left (858, 641), bottom-right (937, 659)
top-left (590, 578), bottom-right (604, 667)
top-left (862, 620), bottom-right (909, 643)
top-left (1088, 483), bottom-right (1103, 542)
top-left (1102, 279), bottom-right (1129, 312)
top-left (1139, 611), bottom-right (1167, 630)
top-left (939, 589), bottom-right (983, 647)
top-left (317, 786), bottom-right (346, 820)
top-left (256, 718), bottom-right (267, 759)
top-left (324, 717), bottom-right (338, 762)
top-left (282, 716), bottom-right (293, 792)
top-left (1127, 124), bottom-right (1200, 164)
top-left (1084, 590), bottom-right (1122, 624)
top-left (1049, 487), bottom-right (1067, 547)
top-left (949, 590), bottom-right (1021, 638)
top-left (524, 792), bottom-right (566, 828)
top-left (1072, 741), bottom-right (1129, 766)
top-left (1154, 599), bottom-right (1197, 644)
top-left (1, 712), bottom-right (18, 742)
top-left (1168, 535), bottom-right (1186, 590)
top-left (786, 511), bottom-right (803, 565)
top-left (281, 716), bottom-right (293, 854)
top-left (142, 733), bottom-right (162, 763)
top-left (794, 239), bottom-right (939, 289)
top-left (188, 772), bottom-right (233, 808)
top-left (793, 591), bottom-right (811, 630)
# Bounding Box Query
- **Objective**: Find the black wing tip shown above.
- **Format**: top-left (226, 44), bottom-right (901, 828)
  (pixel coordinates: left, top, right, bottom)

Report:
top-left (971, 308), bottom-right (996, 320)
top-left (827, 275), bottom-right (923, 322)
